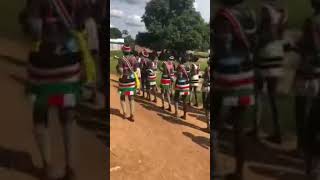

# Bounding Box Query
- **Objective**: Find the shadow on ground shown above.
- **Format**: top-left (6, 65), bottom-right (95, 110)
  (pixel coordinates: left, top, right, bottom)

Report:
top-left (134, 95), bottom-right (209, 133)
top-left (216, 129), bottom-right (308, 180)
top-left (0, 146), bottom-right (41, 179)
top-left (0, 55), bottom-right (27, 67)
top-left (183, 131), bottom-right (209, 149)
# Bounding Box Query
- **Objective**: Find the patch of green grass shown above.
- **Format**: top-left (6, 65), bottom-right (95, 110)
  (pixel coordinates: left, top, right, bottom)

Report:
top-left (110, 51), bottom-right (123, 58)
top-left (194, 51), bottom-right (209, 58)
top-left (110, 51), bottom-right (122, 75)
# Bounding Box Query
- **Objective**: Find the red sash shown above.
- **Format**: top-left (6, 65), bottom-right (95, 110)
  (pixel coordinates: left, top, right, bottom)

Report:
top-left (217, 8), bottom-right (252, 50)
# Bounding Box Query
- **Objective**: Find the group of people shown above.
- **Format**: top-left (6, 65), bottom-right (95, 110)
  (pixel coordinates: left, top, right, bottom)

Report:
top-left (213, 0), bottom-right (320, 179)
top-left (20, 0), bottom-right (106, 179)
top-left (116, 45), bottom-right (211, 129)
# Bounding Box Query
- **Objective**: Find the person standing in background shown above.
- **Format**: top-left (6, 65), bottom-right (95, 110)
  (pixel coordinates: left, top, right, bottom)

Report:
top-left (248, 0), bottom-right (288, 144)
top-left (81, 2), bottom-right (101, 107)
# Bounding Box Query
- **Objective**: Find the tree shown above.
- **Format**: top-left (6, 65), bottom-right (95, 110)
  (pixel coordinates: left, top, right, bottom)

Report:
top-left (110, 27), bottom-right (122, 38)
top-left (141, 0), bottom-right (209, 52)
top-left (124, 35), bottom-right (135, 46)
top-left (122, 30), bottom-right (129, 37)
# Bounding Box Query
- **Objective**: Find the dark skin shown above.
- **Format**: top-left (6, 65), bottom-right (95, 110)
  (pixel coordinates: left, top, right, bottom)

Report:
top-left (188, 61), bottom-right (200, 107)
top-left (118, 51), bottom-right (137, 121)
top-left (146, 58), bottom-right (158, 102)
top-left (294, 5), bottom-right (320, 175)
top-left (248, 1), bottom-right (288, 144)
top-left (202, 66), bottom-right (210, 129)
top-left (212, 2), bottom-right (256, 179)
top-left (27, 0), bottom-right (85, 178)
top-left (174, 60), bottom-right (189, 119)
top-left (159, 60), bottom-right (173, 111)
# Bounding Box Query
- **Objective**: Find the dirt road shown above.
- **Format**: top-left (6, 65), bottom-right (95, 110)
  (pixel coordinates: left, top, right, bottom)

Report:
top-left (0, 39), bottom-right (107, 180)
top-left (110, 74), bottom-right (210, 180)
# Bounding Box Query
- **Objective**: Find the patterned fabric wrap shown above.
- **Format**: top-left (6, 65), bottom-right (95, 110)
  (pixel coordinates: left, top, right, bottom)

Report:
top-left (147, 69), bottom-right (157, 86)
top-left (175, 64), bottom-right (190, 96)
top-left (118, 78), bottom-right (136, 96)
top-left (160, 61), bottom-right (174, 90)
top-left (27, 52), bottom-right (81, 107)
top-left (214, 56), bottom-right (255, 107)
top-left (213, 6), bottom-right (256, 107)
top-left (175, 79), bottom-right (190, 96)
top-left (118, 55), bottom-right (137, 95)
top-left (190, 63), bottom-right (200, 87)
top-left (190, 74), bottom-right (200, 87)
top-left (160, 74), bottom-right (171, 90)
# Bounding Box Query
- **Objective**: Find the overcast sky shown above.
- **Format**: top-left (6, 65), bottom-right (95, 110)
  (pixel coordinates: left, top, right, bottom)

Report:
top-left (110, 0), bottom-right (210, 38)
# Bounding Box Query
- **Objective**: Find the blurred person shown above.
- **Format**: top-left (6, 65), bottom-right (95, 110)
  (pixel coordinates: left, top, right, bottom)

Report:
top-left (248, 0), bottom-right (288, 144)
top-left (25, 0), bottom-right (86, 179)
top-left (174, 55), bottom-right (190, 120)
top-left (117, 45), bottom-right (138, 121)
top-left (293, 0), bottom-right (320, 176)
top-left (159, 54), bottom-right (175, 111)
top-left (212, 0), bottom-right (257, 179)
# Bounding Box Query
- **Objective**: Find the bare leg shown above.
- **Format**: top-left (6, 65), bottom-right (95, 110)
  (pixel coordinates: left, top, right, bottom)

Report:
top-left (233, 107), bottom-right (246, 179)
top-left (212, 94), bottom-right (223, 178)
top-left (128, 95), bottom-right (135, 121)
top-left (189, 87), bottom-right (193, 105)
top-left (166, 89), bottom-right (172, 111)
top-left (266, 78), bottom-right (282, 144)
top-left (295, 96), bottom-right (308, 150)
top-left (59, 108), bottom-right (76, 179)
top-left (153, 86), bottom-right (157, 102)
top-left (194, 87), bottom-right (198, 107)
top-left (181, 95), bottom-right (187, 119)
top-left (247, 74), bottom-right (263, 138)
top-left (202, 92), bottom-right (206, 110)
top-left (161, 89), bottom-right (165, 109)
top-left (120, 95), bottom-right (126, 118)
top-left (174, 92), bottom-right (179, 117)
top-left (33, 106), bottom-right (50, 171)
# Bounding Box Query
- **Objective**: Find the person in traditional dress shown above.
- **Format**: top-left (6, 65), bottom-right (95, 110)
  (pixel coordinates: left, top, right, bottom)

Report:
top-left (174, 55), bottom-right (190, 119)
top-left (81, 3), bottom-right (100, 106)
top-left (140, 50), bottom-right (150, 98)
top-left (135, 51), bottom-right (142, 95)
top-left (247, 0), bottom-right (288, 144)
top-left (202, 59), bottom-right (211, 130)
top-left (146, 53), bottom-right (158, 102)
top-left (212, 0), bottom-right (257, 179)
top-left (26, 0), bottom-right (86, 179)
top-left (189, 59), bottom-right (201, 107)
top-left (159, 54), bottom-right (175, 111)
top-left (117, 45), bottom-right (138, 121)
top-left (294, 0), bottom-right (320, 175)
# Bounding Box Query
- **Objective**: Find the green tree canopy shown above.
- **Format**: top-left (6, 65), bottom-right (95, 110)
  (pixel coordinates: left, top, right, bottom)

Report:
top-left (124, 35), bottom-right (135, 46)
top-left (140, 0), bottom-right (209, 52)
top-left (122, 30), bottom-right (129, 37)
top-left (110, 27), bottom-right (122, 38)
